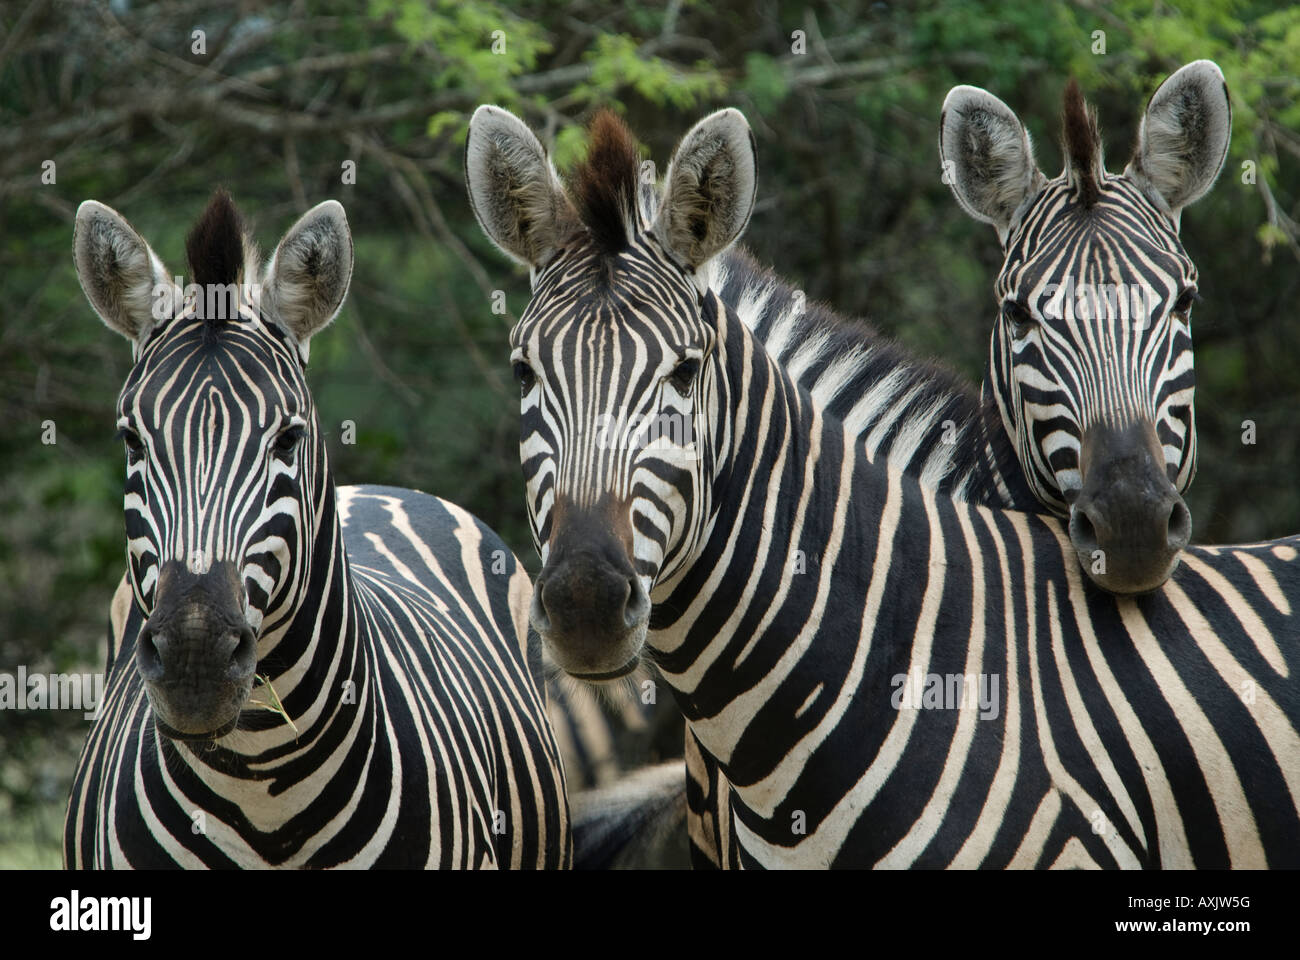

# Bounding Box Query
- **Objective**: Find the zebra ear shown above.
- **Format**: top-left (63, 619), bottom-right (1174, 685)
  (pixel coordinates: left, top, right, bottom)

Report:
top-left (940, 86), bottom-right (1046, 243)
top-left (262, 200), bottom-right (353, 363)
top-left (652, 108), bottom-right (757, 273)
top-left (74, 201), bottom-right (181, 347)
top-left (465, 105), bottom-right (573, 270)
top-left (1126, 60), bottom-right (1231, 221)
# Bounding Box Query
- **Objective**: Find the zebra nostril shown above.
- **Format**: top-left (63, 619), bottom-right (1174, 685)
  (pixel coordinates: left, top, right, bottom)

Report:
top-left (229, 627), bottom-right (257, 681)
top-left (137, 626), bottom-right (165, 681)
top-left (624, 578), bottom-right (650, 628)
top-left (1069, 503), bottom-right (1100, 554)
top-left (1167, 499), bottom-right (1192, 551)
top-left (530, 580), bottom-right (553, 634)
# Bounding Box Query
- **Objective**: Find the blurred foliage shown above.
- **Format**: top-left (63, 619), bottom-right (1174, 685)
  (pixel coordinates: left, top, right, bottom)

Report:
top-left (0, 0), bottom-right (1296, 866)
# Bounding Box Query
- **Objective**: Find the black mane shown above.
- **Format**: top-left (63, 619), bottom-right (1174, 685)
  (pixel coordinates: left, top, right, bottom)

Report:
top-left (185, 188), bottom-right (250, 327)
top-left (714, 245), bottom-right (1036, 510)
top-left (1063, 79), bottom-right (1103, 208)
top-left (568, 110), bottom-right (641, 256)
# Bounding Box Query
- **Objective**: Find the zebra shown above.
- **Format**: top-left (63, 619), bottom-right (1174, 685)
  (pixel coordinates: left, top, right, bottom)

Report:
top-left (685, 62), bottom-right (1230, 597)
top-left (471, 64), bottom-right (1232, 860)
top-left (465, 104), bottom-right (1300, 868)
top-left (99, 567), bottom-right (685, 866)
top-left (67, 191), bottom-right (570, 868)
top-left (940, 61), bottom-right (1231, 594)
top-left (688, 66), bottom-right (1231, 860)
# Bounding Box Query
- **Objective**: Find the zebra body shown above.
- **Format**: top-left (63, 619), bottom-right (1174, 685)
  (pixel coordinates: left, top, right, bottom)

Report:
top-left (67, 193), bottom-right (569, 868)
top-left (465, 99), bottom-right (1299, 868)
top-left (662, 295), bottom-right (1299, 867)
top-left (74, 486), bottom-right (562, 868)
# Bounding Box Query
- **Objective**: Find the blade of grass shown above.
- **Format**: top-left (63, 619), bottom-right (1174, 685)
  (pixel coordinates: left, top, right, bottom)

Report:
top-left (248, 673), bottom-right (299, 737)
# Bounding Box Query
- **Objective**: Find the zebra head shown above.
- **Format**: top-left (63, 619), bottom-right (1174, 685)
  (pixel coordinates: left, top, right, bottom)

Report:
top-left (467, 107), bottom-right (755, 678)
top-left (74, 191), bottom-right (353, 739)
top-left (940, 61), bottom-right (1231, 594)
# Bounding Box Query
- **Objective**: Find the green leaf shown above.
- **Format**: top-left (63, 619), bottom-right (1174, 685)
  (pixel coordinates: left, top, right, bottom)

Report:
top-left (552, 124), bottom-right (591, 172)
top-left (427, 110), bottom-right (463, 139)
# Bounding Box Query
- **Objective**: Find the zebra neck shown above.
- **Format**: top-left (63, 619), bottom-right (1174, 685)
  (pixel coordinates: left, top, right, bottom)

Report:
top-left (273, 487), bottom-right (368, 717)
top-left (712, 251), bottom-right (1034, 512)
top-left (968, 379), bottom-right (1040, 512)
top-left (651, 309), bottom-right (911, 757)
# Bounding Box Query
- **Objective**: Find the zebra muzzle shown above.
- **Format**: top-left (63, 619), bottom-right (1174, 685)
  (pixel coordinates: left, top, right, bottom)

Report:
top-left (136, 560), bottom-right (258, 739)
top-left (1069, 421), bottom-right (1191, 596)
top-left (532, 544), bottom-right (650, 680)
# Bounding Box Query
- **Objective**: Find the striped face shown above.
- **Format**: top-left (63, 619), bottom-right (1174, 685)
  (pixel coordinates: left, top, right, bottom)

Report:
top-left (76, 192), bottom-right (354, 738)
top-left (941, 65), bottom-right (1230, 593)
top-left (466, 105), bottom-right (756, 676)
top-left (990, 174), bottom-right (1198, 515)
top-left (114, 301), bottom-right (326, 737)
top-left (512, 240), bottom-right (719, 678)
top-left (118, 302), bottom-right (323, 644)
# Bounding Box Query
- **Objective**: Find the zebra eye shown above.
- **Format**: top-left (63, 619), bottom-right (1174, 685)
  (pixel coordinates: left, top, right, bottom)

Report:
top-left (1002, 301), bottom-right (1036, 337)
top-left (513, 361), bottom-right (536, 393)
top-left (116, 427), bottom-right (144, 460)
top-left (1172, 288), bottom-right (1198, 316)
top-left (273, 425), bottom-right (305, 457)
top-left (668, 357), bottom-right (700, 394)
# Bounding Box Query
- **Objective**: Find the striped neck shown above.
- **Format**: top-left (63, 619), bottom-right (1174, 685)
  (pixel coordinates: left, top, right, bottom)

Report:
top-left (973, 377), bottom-right (1037, 509)
top-left (710, 247), bottom-right (1039, 513)
top-left (648, 294), bottom-right (907, 755)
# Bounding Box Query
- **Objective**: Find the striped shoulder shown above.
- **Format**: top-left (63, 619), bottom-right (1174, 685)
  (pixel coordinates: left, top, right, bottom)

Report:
top-left (337, 484), bottom-right (536, 670)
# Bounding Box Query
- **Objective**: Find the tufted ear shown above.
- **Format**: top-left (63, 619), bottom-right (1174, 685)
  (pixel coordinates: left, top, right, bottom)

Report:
top-left (465, 105), bottom-right (575, 270)
top-left (1126, 60), bottom-right (1231, 223)
top-left (940, 86), bottom-right (1047, 244)
top-left (261, 200), bottom-right (353, 364)
top-left (74, 201), bottom-right (182, 348)
top-left (651, 108), bottom-right (757, 273)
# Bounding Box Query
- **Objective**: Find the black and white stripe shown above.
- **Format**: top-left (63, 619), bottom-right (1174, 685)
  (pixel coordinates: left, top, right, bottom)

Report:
top-left (67, 193), bottom-right (569, 868)
top-left (704, 245), bottom-right (1032, 510)
top-left (985, 169), bottom-right (1198, 515)
top-left (467, 102), bottom-right (1299, 869)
